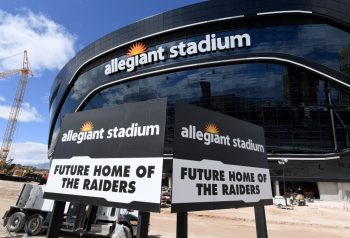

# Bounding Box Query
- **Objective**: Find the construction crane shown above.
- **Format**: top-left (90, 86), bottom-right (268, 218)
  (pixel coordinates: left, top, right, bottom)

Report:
top-left (0, 51), bottom-right (32, 169)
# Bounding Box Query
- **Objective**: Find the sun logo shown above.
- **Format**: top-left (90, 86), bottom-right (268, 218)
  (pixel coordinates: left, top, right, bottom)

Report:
top-left (205, 123), bottom-right (219, 134)
top-left (128, 42), bottom-right (147, 57)
top-left (80, 121), bottom-right (94, 132)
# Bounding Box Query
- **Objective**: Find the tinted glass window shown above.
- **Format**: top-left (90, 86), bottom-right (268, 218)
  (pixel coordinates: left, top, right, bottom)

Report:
top-left (82, 63), bottom-right (350, 154)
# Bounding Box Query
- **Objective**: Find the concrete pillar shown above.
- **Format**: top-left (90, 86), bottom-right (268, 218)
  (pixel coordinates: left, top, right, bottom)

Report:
top-left (168, 176), bottom-right (173, 190)
top-left (318, 182), bottom-right (339, 201)
top-left (274, 180), bottom-right (280, 196)
top-left (338, 182), bottom-right (344, 201)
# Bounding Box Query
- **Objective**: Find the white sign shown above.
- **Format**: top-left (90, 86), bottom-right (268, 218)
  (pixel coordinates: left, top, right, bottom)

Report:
top-left (172, 159), bottom-right (272, 204)
top-left (46, 156), bottom-right (163, 205)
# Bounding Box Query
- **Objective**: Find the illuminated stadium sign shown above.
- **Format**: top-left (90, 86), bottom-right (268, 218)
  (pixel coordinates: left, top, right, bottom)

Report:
top-left (104, 33), bottom-right (251, 75)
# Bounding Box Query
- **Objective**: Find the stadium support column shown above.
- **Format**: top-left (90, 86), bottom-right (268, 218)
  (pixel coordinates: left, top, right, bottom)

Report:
top-left (168, 176), bottom-right (172, 190)
top-left (338, 182), bottom-right (344, 201)
top-left (274, 180), bottom-right (280, 196)
top-left (325, 81), bottom-right (338, 152)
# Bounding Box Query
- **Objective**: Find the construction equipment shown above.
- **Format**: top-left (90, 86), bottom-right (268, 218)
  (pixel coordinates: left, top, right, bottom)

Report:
top-left (3, 183), bottom-right (138, 237)
top-left (0, 50), bottom-right (32, 170)
top-left (290, 188), bottom-right (306, 206)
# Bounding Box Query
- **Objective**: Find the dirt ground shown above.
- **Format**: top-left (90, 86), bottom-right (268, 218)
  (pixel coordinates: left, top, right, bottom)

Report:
top-left (0, 180), bottom-right (349, 238)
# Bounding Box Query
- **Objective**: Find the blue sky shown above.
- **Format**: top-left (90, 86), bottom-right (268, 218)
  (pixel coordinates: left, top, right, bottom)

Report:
top-left (0, 0), bottom-right (203, 166)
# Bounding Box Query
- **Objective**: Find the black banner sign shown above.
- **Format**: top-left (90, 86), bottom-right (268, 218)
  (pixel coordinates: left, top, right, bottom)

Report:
top-left (174, 103), bottom-right (268, 168)
top-left (53, 98), bottom-right (167, 159)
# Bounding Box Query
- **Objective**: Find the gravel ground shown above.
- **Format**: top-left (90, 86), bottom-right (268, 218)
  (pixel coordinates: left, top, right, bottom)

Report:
top-left (0, 180), bottom-right (349, 238)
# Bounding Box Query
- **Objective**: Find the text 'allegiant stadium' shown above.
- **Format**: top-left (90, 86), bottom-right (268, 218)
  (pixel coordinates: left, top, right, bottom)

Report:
top-left (104, 33), bottom-right (251, 75)
top-left (181, 125), bottom-right (265, 153)
top-left (61, 122), bottom-right (160, 144)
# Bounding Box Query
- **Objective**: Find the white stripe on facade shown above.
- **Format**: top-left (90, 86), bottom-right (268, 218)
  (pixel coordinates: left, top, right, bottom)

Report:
top-left (257, 10), bottom-right (312, 16)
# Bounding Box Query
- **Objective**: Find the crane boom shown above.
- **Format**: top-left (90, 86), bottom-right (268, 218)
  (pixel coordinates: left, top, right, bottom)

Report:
top-left (0, 51), bottom-right (32, 164)
top-left (0, 69), bottom-right (22, 79)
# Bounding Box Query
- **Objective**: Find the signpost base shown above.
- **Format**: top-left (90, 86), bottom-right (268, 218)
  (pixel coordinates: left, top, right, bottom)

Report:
top-left (176, 212), bottom-right (188, 238)
top-left (254, 205), bottom-right (268, 238)
top-left (46, 201), bottom-right (65, 238)
top-left (137, 211), bottom-right (150, 238)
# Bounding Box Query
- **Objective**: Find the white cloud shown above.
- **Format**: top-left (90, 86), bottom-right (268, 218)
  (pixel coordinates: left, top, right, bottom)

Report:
top-left (9, 141), bottom-right (48, 167)
top-left (0, 96), bottom-right (5, 102)
top-left (0, 9), bottom-right (76, 73)
top-left (0, 101), bottom-right (44, 122)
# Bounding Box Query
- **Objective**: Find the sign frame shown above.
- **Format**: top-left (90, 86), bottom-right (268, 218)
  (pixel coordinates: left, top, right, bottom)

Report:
top-left (44, 98), bottom-right (167, 213)
top-left (171, 103), bottom-right (273, 213)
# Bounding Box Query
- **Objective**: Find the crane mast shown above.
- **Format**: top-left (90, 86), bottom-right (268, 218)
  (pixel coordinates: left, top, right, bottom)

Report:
top-left (0, 51), bottom-right (32, 165)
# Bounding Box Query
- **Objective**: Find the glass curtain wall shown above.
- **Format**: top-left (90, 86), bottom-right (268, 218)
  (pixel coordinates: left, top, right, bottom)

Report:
top-left (82, 63), bottom-right (350, 154)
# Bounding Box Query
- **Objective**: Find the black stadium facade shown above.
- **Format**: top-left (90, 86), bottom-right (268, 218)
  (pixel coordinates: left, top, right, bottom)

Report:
top-left (49, 0), bottom-right (350, 201)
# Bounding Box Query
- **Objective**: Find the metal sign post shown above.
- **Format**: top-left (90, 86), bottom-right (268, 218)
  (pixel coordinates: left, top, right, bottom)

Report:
top-left (176, 212), bottom-right (188, 238)
top-left (254, 205), bottom-right (268, 238)
top-left (137, 211), bottom-right (150, 238)
top-left (46, 201), bottom-right (65, 238)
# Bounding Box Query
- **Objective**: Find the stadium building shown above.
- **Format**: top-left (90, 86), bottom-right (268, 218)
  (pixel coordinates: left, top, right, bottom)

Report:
top-left (49, 0), bottom-right (350, 201)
